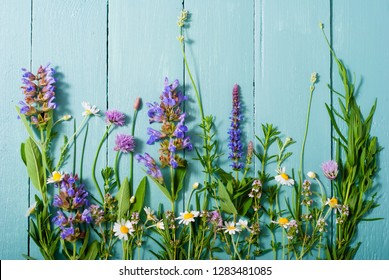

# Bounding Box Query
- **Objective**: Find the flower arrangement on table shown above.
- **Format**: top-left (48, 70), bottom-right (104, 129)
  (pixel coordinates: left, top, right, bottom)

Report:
top-left (17, 10), bottom-right (381, 260)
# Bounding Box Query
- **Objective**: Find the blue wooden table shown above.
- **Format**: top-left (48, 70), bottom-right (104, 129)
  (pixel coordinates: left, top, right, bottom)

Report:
top-left (1, 0), bottom-right (388, 260)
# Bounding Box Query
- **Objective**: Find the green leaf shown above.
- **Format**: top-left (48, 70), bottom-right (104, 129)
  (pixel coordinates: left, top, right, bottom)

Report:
top-left (218, 181), bottom-right (237, 215)
top-left (240, 198), bottom-right (253, 216)
top-left (130, 176), bottom-right (147, 213)
top-left (117, 177), bottom-right (130, 219)
top-left (16, 106), bottom-right (36, 141)
top-left (20, 143), bottom-right (27, 165)
top-left (83, 241), bottom-right (100, 260)
top-left (24, 137), bottom-right (44, 192)
top-left (173, 167), bottom-right (186, 200)
top-left (78, 228), bottom-right (90, 258)
top-left (149, 176), bottom-right (172, 202)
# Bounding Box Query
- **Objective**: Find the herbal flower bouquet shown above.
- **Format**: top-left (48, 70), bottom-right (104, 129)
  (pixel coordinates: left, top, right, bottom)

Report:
top-left (17, 10), bottom-right (381, 260)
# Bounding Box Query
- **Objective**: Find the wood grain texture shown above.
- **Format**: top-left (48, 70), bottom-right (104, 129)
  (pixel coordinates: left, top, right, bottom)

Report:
top-left (0, 0), bottom-right (32, 260)
top-left (332, 0), bottom-right (389, 259)
top-left (108, 0), bottom-right (184, 259)
top-left (255, 0), bottom-right (331, 259)
top-left (30, 0), bottom-right (107, 258)
top-left (1, 0), bottom-right (388, 259)
top-left (184, 0), bottom-right (255, 203)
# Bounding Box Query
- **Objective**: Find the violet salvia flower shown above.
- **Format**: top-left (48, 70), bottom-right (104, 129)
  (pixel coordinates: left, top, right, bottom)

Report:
top-left (114, 134), bottom-right (135, 153)
top-left (51, 173), bottom-right (93, 241)
top-left (228, 84), bottom-right (244, 171)
top-left (18, 64), bottom-right (57, 127)
top-left (147, 102), bottom-right (165, 123)
top-left (105, 110), bottom-right (126, 126)
top-left (147, 127), bottom-right (165, 145)
top-left (135, 153), bottom-right (164, 184)
top-left (321, 160), bottom-right (339, 180)
top-left (143, 77), bottom-right (192, 169)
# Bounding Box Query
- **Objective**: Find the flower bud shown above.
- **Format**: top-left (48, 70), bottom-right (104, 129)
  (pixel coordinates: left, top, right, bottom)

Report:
top-left (192, 182), bottom-right (199, 189)
top-left (133, 97), bottom-right (141, 110)
top-left (311, 72), bottom-right (318, 84)
top-left (63, 114), bottom-right (72, 121)
top-left (307, 171), bottom-right (316, 179)
top-left (130, 196), bottom-right (136, 204)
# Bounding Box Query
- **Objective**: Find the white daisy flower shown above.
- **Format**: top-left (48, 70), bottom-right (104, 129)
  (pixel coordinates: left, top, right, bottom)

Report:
top-left (224, 221), bottom-right (241, 235)
top-left (237, 219), bottom-right (248, 230)
top-left (113, 219), bottom-right (134, 240)
top-left (144, 206), bottom-right (157, 221)
top-left (271, 217), bottom-right (290, 229)
top-left (25, 201), bottom-right (37, 217)
top-left (47, 171), bottom-right (64, 184)
top-left (81, 101), bottom-right (100, 116)
top-left (325, 197), bottom-right (342, 213)
top-left (176, 211), bottom-right (200, 225)
top-left (275, 167), bottom-right (295, 186)
top-left (156, 220), bottom-right (165, 230)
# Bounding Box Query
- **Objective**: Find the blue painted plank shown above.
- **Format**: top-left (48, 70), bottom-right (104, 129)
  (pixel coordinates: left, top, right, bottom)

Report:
top-left (332, 0), bottom-right (389, 260)
top-left (184, 0), bottom-right (255, 202)
top-left (30, 0), bottom-right (107, 258)
top-left (108, 0), bottom-right (184, 259)
top-left (0, 0), bottom-right (32, 260)
top-left (255, 0), bottom-right (331, 259)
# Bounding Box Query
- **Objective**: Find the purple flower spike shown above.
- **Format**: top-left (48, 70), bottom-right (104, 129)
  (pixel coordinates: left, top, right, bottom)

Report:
top-left (228, 84), bottom-right (243, 171)
top-left (114, 134), bottom-right (135, 153)
top-left (321, 160), bottom-right (339, 180)
top-left (105, 110), bottom-right (126, 126)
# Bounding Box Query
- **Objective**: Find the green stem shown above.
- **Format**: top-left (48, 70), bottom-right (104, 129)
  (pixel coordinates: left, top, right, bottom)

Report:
top-left (115, 151), bottom-right (121, 188)
top-left (92, 126), bottom-right (111, 202)
top-left (231, 235), bottom-right (242, 260)
top-left (80, 124), bottom-right (89, 183)
top-left (180, 42), bottom-right (204, 120)
top-left (55, 115), bottom-right (89, 170)
top-left (299, 87), bottom-right (314, 184)
top-left (188, 225), bottom-right (192, 260)
top-left (72, 241), bottom-right (77, 260)
top-left (129, 109), bottom-right (138, 194)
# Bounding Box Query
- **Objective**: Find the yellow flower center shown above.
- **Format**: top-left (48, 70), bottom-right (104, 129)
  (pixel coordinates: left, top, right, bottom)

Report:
top-left (120, 225), bottom-right (129, 234)
top-left (183, 213), bottom-right (194, 220)
top-left (280, 173), bottom-right (289, 180)
top-left (329, 198), bottom-right (338, 208)
top-left (278, 217), bottom-right (289, 226)
top-left (53, 172), bottom-right (62, 181)
top-left (227, 225), bottom-right (236, 231)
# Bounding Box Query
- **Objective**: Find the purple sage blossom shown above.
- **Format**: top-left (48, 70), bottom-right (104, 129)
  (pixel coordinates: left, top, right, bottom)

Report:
top-left (18, 64), bottom-right (57, 126)
top-left (321, 160), bottom-right (339, 180)
top-left (114, 134), bottom-right (135, 153)
top-left (147, 127), bottom-right (165, 145)
top-left (135, 153), bottom-right (164, 184)
top-left (147, 102), bottom-right (165, 123)
top-left (228, 84), bottom-right (244, 171)
top-left (105, 110), bottom-right (126, 126)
